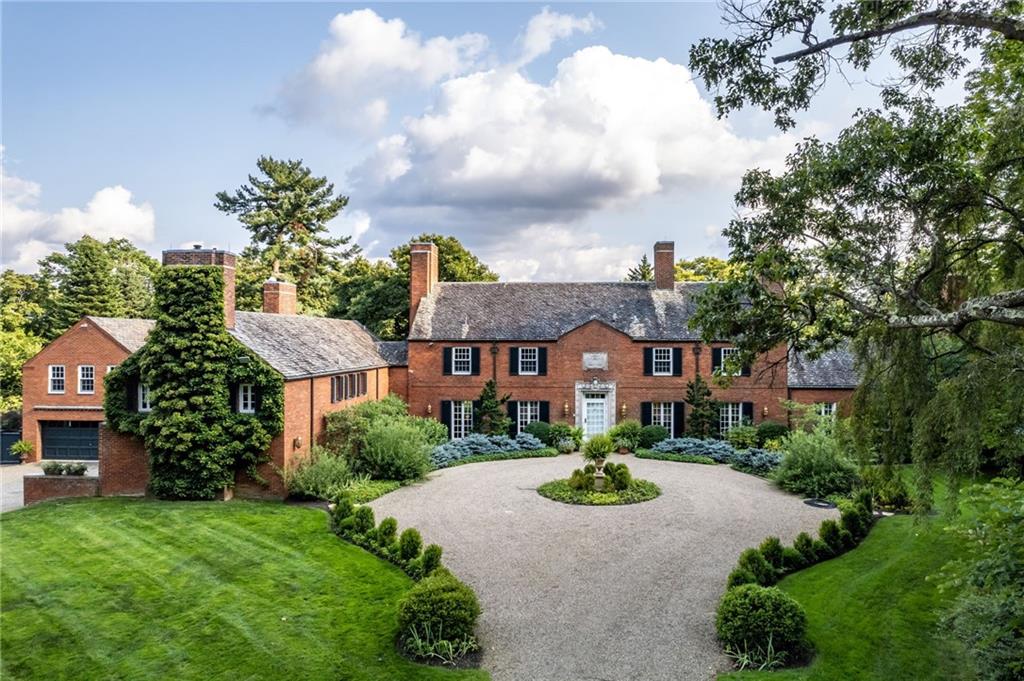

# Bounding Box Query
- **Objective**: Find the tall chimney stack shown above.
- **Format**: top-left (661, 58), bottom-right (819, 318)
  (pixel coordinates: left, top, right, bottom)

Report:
top-left (409, 242), bottom-right (439, 325)
top-left (161, 246), bottom-right (237, 329)
top-left (654, 241), bottom-right (675, 290)
top-left (263, 278), bottom-right (297, 315)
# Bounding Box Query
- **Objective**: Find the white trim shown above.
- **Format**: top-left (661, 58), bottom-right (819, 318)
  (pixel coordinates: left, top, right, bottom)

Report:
top-left (518, 347), bottom-right (539, 375)
top-left (516, 400), bottom-right (541, 434)
top-left (719, 402), bottom-right (743, 433)
top-left (77, 365), bottom-right (95, 394)
top-left (238, 384), bottom-right (255, 413)
top-left (816, 402), bottom-right (838, 418)
top-left (582, 393), bottom-right (608, 438)
top-left (451, 400), bottom-right (473, 439)
top-left (452, 347), bottom-right (472, 375)
top-left (48, 365), bottom-right (65, 394)
top-left (138, 384), bottom-right (152, 412)
top-left (651, 401), bottom-right (673, 433)
top-left (652, 347), bottom-right (673, 376)
top-left (719, 347), bottom-right (743, 376)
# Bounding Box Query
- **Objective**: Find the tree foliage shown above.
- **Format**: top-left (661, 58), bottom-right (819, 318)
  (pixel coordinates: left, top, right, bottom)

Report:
top-left (674, 256), bottom-right (735, 282)
top-left (389, 233), bottom-right (498, 283)
top-left (685, 374), bottom-right (719, 438)
top-left (0, 271), bottom-right (45, 412)
top-left (625, 254), bottom-right (654, 281)
top-left (473, 379), bottom-right (512, 436)
top-left (105, 266), bottom-right (283, 499)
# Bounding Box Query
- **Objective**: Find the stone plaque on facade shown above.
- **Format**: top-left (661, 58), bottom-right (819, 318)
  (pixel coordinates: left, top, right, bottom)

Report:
top-left (582, 352), bottom-right (608, 370)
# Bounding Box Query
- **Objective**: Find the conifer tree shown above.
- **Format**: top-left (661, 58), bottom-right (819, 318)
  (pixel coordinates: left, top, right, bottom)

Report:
top-left (625, 254), bottom-right (654, 282)
top-left (52, 235), bottom-right (125, 330)
top-left (685, 375), bottom-right (719, 439)
top-left (473, 379), bottom-right (512, 435)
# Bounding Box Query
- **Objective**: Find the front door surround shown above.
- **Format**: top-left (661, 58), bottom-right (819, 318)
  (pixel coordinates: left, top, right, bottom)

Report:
top-left (575, 380), bottom-right (616, 437)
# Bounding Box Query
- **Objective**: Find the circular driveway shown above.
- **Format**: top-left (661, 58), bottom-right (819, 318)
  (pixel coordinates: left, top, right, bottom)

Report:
top-left (371, 454), bottom-right (836, 681)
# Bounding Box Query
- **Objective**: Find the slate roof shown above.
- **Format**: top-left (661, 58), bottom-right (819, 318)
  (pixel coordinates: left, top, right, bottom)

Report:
top-left (88, 316), bottom-right (155, 352)
top-left (408, 281), bottom-right (711, 341)
top-left (231, 312), bottom-right (391, 379)
top-left (376, 340), bottom-right (409, 366)
top-left (788, 348), bottom-right (859, 389)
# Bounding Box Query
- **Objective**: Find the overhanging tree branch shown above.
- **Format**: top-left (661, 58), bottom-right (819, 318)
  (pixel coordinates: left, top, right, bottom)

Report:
top-left (773, 9), bottom-right (1024, 64)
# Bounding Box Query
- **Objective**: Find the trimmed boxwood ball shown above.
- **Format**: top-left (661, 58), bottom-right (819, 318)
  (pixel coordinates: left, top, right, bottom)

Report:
top-left (794, 532), bottom-right (817, 564)
top-left (819, 519), bottom-right (844, 554)
top-left (398, 568), bottom-right (481, 646)
top-left (638, 425), bottom-right (670, 449)
top-left (420, 544), bottom-right (443, 577)
top-left (840, 504), bottom-right (866, 539)
top-left (781, 547), bottom-right (805, 572)
top-left (353, 506), bottom-right (375, 535)
top-left (813, 538), bottom-right (833, 559)
top-left (737, 548), bottom-right (776, 586)
top-left (727, 568), bottom-right (757, 588)
top-left (523, 420), bottom-right (552, 445)
top-left (377, 517), bottom-right (398, 546)
top-left (716, 584), bottom-right (809, 666)
top-left (759, 536), bottom-right (784, 571)
top-left (399, 528), bottom-right (423, 562)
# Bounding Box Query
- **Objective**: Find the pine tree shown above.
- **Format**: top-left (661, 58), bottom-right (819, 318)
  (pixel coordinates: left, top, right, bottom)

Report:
top-left (625, 254), bottom-right (654, 282)
top-left (53, 236), bottom-right (125, 330)
top-left (685, 375), bottom-right (719, 439)
top-left (473, 379), bottom-right (512, 435)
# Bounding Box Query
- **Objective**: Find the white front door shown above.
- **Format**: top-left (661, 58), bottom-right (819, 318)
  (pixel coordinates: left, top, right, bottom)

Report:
top-left (583, 393), bottom-right (607, 438)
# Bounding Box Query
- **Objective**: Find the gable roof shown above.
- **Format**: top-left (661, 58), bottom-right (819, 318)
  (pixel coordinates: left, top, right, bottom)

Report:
top-left (230, 312), bottom-right (391, 379)
top-left (788, 348), bottom-right (859, 389)
top-left (376, 340), bottom-right (409, 366)
top-left (87, 316), bottom-right (156, 353)
top-left (408, 281), bottom-right (711, 341)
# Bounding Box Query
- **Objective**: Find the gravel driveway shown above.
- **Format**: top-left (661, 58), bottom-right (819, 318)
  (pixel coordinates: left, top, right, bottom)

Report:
top-left (371, 454), bottom-right (836, 681)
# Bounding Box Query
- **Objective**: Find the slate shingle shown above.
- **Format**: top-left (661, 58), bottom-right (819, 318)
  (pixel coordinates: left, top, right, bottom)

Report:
top-left (788, 349), bottom-right (859, 388)
top-left (88, 316), bottom-right (155, 352)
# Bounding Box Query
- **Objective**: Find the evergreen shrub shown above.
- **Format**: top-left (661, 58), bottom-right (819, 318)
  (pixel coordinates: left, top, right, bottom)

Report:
top-left (716, 585), bottom-right (809, 667)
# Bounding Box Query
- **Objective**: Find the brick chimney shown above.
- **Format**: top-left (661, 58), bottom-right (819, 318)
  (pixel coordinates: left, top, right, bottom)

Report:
top-left (409, 242), bottom-right (438, 325)
top-left (162, 245), bottom-right (237, 329)
top-left (263, 278), bottom-right (297, 315)
top-left (654, 241), bottom-right (675, 290)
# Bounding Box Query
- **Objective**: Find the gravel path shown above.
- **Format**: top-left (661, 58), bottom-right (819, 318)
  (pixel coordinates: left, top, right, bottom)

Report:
top-left (371, 454), bottom-right (836, 681)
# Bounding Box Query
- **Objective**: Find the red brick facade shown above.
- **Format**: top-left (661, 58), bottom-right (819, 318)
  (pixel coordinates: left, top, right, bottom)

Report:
top-left (98, 424), bottom-right (149, 496)
top-left (24, 475), bottom-right (100, 506)
top-left (21, 319), bottom-right (132, 462)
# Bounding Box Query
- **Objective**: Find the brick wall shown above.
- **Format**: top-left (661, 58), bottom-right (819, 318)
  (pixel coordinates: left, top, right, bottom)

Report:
top-left (21, 321), bottom-right (131, 462)
top-left (406, 320), bottom-right (792, 430)
top-left (787, 388), bottom-right (856, 420)
top-left (98, 424), bottom-right (149, 496)
top-left (388, 366), bottom-right (409, 401)
top-left (24, 475), bottom-right (100, 505)
top-left (262, 279), bottom-right (297, 314)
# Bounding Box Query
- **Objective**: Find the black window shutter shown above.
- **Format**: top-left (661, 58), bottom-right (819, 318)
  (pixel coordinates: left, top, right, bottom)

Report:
top-left (537, 348), bottom-right (548, 376)
top-left (539, 401), bottom-right (550, 422)
top-left (640, 401), bottom-right (652, 426)
top-left (643, 348), bottom-right (654, 376)
top-left (472, 400), bottom-right (482, 430)
top-left (127, 380), bottom-right (138, 411)
top-left (443, 348), bottom-right (452, 375)
top-left (509, 347), bottom-right (519, 376)
top-left (672, 402), bottom-right (686, 437)
top-left (471, 348), bottom-right (481, 375)
top-left (440, 401), bottom-right (452, 438)
top-left (741, 363), bottom-right (752, 377)
top-left (507, 401), bottom-right (518, 435)
top-left (228, 383), bottom-right (238, 412)
top-left (672, 348), bottom-right (683, 376)
top-left (712, 347), bottom-right (723, 373)
top-left (254, 387), bottom-right (263, 412)
top-left (742, 402), bottom-right (755, 424)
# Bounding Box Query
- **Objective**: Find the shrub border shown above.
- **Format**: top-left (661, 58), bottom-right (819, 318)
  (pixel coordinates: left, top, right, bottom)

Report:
top-left (634, 449), bottom-right (717, 465)
top-left (437, 447), bottom-right (558, 469)
top-left (536, 478), bottom-right (661, 506)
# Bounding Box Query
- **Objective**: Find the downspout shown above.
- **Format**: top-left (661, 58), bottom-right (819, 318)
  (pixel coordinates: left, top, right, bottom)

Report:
top-left (309, 377), bottom-right (315, 450)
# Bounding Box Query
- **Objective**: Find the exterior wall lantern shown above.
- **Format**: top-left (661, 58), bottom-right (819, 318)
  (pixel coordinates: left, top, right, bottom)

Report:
top-left (563, 401), bottom-right (570, 417)
top-left (426, 403), bottom-right (432, 415)
top-left (620, 403), bottom-right (628, 418)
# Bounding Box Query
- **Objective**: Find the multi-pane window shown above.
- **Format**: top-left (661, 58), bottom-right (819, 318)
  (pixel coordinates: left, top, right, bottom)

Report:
top-left (48, 365), bottom-right (65, 394)
top-left (517, 400), bottom-right (541, 434)
top-left (816, 402), bottom-right (838, 418)
top-left (651, 402), bottom-right (673, 432)
top-left (719, 402), bottom-right (743, 434)
top-left (78, 365), bottom-right (95, 394)
top-left (331, 372), bottom-right (369, 402)
top-left (452, 347), bottom-right (472, 375)
top-left (518, 347), bottom-right (539, 375)
top-left (238, 384), bottom-right (255, 413)
top-left (138, 384), bottom-right (152, 412)
top-left (451, 400), bottom-right (474, 439)
top-left (719, 347), bottom-right (742, 376)
top-left (653, 348), bottom-right (673, 375)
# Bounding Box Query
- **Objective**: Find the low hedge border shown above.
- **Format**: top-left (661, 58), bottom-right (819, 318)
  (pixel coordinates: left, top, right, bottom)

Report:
top-left (634, 449), bottom-right (716, 465)
top-left (537, 478), bottom-right (661, 506)
top-left (439, 447), bottom-right (558, 469)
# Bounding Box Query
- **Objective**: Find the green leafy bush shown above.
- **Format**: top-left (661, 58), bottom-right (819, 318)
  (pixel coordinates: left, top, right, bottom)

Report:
top-left (41, 461), bottom-right (64, 476)
top-left (538, 478), bottom-right (661, 505)
top-left (608, 419), bottom-right (643, 451)
top-left (756, 421), bottom-right (789, 446)
top-left (603, 462), bottom-right (633, 491)
top-left (737, 547), bottom-right (776, 586)
top-left (727, 568), bottom-right (757, 588)
top-left (10, 439), bottom-right (32, 460)
top-left (353, 506), bottom-right (375, 535)
top-left (638, 424), bottom-right (670, 449)
top-left (324, 394), bottom-right (408, 458)
top-left (726, 424), bottom-right (759, 450)
top-left (377, 517), bottom-right (398, 547)
top-left (716, 584), bottom-right (809, 667)
top-left (359, 420), bottom-right (430, 480)
top-left (555, 438), bottom-right (576, 454)
top-left (781, 547), bottom-right (805, 572)
top-left (407, 415), bottom-right (450, 448)
top-left (759, 536), bottom-right (784, 571)
top-left (283, 446), bottom-right (352, 499)
top-left (581, 434), bottom-right (614, 461)
top-left (64, 463), bottom-right (87, 476)
top-left (793, 532), bottom-right (817, 564)
top-left (398, 568), bottom-right (481, 648)
top-left (399, 528), bottom-right (423, 562)
top-left (634, 449), bottom-right (717, 465)
top-left (420, 544), bottom-right (443, 577)
top-left (772, 424), bottom-right (859, 498)
top-left (819, 519), bottom-right (843, 555)
top-left (545, 423), bottom-right (584, 450)
top-left (568, 467), bottom-right (595, 491)
top-left (859, 466), bottom-right (911, 511)
top-left (523, 420), bottom-right (552, 445)
top-left (812, 538), bottom-right (832, 560)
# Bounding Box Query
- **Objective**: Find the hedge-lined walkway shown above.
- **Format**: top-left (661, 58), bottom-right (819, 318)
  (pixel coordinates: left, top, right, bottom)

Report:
top-left (371, 454), bottom-right (836, 681)
top-left (0, 498), bottom-right (486, 681)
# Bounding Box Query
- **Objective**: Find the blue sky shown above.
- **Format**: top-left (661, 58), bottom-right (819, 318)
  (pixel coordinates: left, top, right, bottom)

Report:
top-left (1, 2), bottom-right (961, 279)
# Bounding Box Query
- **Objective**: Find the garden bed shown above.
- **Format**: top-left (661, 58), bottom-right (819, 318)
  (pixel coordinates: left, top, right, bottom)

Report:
top-left (634, 449), bottom-right (716, 465)
top-left (536, 478), bottom-right (661, 506)
top-left (440, 448), bottom-right (558, 468)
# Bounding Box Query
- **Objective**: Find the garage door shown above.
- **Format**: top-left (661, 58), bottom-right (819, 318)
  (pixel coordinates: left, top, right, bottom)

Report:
top-left (41, 421), bottom-right (99, 460)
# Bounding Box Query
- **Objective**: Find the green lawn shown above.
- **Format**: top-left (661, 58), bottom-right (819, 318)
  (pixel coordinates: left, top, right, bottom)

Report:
top-left (0, 498), bottom-right (487, 681)
top-left (721, 509), bottom-right (969, 681)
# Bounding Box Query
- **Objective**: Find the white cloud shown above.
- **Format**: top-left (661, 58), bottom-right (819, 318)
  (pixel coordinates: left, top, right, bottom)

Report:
top-left (1, 156), bottom-right (155, 272)
top-left (515, 7), bottom-right (601, 66)
top-left (270, 9), bottom-right (488, 129)
top-left (483, 224), bottom-right (643, 281)
top-left (337, 208), bottom-right (372, 243)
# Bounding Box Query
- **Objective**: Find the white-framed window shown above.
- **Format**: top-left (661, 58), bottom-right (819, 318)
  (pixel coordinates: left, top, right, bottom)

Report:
top-left (107, 365), bottom-right (117, 374)
top-left (651, 402), bottom-right (674, 432)
top-left (238, 384), bottom-right (255, 413)
top-left (518, 347), bottom-right (539, 375)
top-left (451, 400), bottom-right (474, 439)
top-left (719, 347), bottom-right (743, 376)
top-left (719, 402), bottom-right (743, 434)
top-left (78, 365), bottom-right (95, 394)
top-left (817, 402), bottom-right (838, 418)
top-left (48, 365), bottom-right (65, 394)
top-left (653, 348), bottom-right (673, 376)
top-left (138, 384), bottom-right (152, 412)
top-left (517, 400), bottom-right (541, 434)
top-left (452, 347), bottom-right (472, 375)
